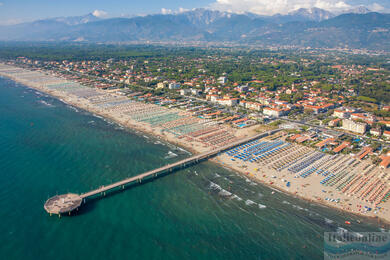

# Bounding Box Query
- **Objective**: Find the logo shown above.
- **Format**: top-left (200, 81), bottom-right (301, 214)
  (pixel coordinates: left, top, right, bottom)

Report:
top-left (324, 231), bottom-right (390, 259)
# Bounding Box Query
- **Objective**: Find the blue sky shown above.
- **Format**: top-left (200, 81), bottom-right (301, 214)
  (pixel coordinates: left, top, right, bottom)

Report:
top-left (0, 0), bottom-right (213, 24)
top-left (0, 0), bottom-right (389, 25)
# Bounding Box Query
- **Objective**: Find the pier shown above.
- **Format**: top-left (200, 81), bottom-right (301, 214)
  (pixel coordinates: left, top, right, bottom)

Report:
top-left (44, 129), bottom-right (280, 216)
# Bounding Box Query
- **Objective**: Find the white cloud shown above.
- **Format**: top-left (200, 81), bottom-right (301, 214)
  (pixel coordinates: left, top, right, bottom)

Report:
top-left (92, 10), bottom-right (108, 18)
top-left (161, 8), bottom-right (173, 15)
top-left (0, 18), bottom-right (28, 25)
top-left (369, 3), bottom-right (385, 12)
top-left (161, 7), bottom-right (190, 15)
top-left (210, 0), bottom-right (358, 15)
top-left (178, 7), bottom-right (189, 13)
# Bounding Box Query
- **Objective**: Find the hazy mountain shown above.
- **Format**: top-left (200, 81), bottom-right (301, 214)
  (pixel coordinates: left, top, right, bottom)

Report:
top-left (344, 6), bottom-right (371, 15)
top-left (177, 9), bottom-right (231, 26)
top-left (47, 13), bottom-right (101, 25)
top-left (286, 7), bottom-right (335, 22)
top-left (0, 9), bottom-right (388, 50)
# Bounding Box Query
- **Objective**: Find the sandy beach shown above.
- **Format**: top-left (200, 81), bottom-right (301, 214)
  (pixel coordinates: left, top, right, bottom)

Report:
top-left (1, 63), bottom-right (389, 225)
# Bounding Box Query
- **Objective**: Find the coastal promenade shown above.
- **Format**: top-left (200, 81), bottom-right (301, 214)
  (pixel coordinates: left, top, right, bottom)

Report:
top-left (44, 129), bottom-right (280, 216)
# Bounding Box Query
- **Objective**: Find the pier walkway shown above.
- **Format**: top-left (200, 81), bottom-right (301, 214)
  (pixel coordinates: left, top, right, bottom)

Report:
top-left (44, 129), bottom-right (280, 215)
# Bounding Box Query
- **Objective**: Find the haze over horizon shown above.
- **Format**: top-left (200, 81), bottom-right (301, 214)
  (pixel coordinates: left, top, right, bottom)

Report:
top-left (0, 0), bottom-right (389, 25)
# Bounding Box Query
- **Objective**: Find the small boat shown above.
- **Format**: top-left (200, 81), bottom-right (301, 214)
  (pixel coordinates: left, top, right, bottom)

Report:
top-left (345, 221), bottom-right (351, 225)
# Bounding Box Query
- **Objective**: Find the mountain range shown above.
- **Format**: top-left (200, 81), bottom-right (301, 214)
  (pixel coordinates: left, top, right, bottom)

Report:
top-left (0, 8), bottom-right (389, 50)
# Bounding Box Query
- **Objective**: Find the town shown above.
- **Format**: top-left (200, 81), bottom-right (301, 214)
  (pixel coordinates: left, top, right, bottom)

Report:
top-left (1, 46), bottom-right (390, 221)
top-left (3, 46), bottom-right (389, 168)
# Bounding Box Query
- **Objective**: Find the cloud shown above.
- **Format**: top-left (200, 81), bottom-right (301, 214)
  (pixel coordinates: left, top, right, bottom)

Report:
top-left (0, 18), bottom-right (28, 25)
top-left (161, 7), bottom-right (190, 15)
top-left (92, 10), bottom-right (108, 18)
top-left (161, 8), bottom-right (173, 15)
top-left (368, 3), bottom-right (386, 12)
top-left (210, 0), bottom-right (360, 15)
top-left (0, 2), bottom-right (3, 7)
top-left (178, 7), bottom-right (189, 13)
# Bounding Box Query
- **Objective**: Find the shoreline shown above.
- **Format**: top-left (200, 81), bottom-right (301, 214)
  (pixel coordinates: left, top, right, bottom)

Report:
top-left (211, 157), bottom-right (390, 226)
top-left (1, 65), bottom-right (389, 226)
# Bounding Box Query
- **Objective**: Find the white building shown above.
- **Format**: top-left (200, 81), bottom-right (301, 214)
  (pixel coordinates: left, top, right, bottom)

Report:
top-left (191, 89), bottom-right (201, 95)
top-left (241, 101), bottom-right (262, 111)
top-left (168, 83), bottom-right (181, 89)
top-left (217, 98), bottom-right (238, 107)
top-left (217, 76), bottom-right (227, 84)
top-left (156, 82), bottom-right (165, 89)
top-left (263, 107), bottom-right (287, 118)
top-left (180, 89), bottom-right (191, 95)
top-left (342, 119), bottom-right (367, 134)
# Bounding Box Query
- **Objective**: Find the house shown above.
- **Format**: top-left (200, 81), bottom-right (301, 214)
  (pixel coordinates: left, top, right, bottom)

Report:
top-left (217, 97), bottom-right (239, 107)
top-left (156, 82), bottom-right (165, 89)
top-left (333, 109), bottom-right (350, 119)
top-left (384, 131), bottom-right (390, 139)
top-left (329, 118), bottom-right (341, 127)
top-left (333, 142), bottom-right (350, 153)
top-left (236, 85), bottom-right (249, 93)
top-left (370, 128), bottom-right (382, 136)
top-left (180, 89), bottom-right (191, 96)
top-left (168, 83), bottom-right (180, 89)
top-left (245, 102), bottom-right (262, 111)
top-left (350, 113), bottom-right (376, 125)
top-left (379, 155), bottom-right (390, 169)
top-left (303, 103), bottom-right (333, 114)
top-left (191, 89), bottom-right (201, 95)
top-left (263, 107), bottom-right (288, 118)
top-left (217, 76), bottom-right (227, 84)
top-left (356, 147), bottom-right (373, 160)
top-left (315, 138), bottom-right (335, 148)
top-left (206, 94), bottom-right (218, 102)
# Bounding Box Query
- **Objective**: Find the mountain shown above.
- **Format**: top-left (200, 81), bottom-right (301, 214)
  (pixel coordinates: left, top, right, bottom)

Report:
top-left (176, 8), bottom-right (231, 26)
top-left (0, 9), bottom-right (388, 50)
top-left (257, 7), bottom-right (334, 24)
top-left (286, 7), bottom-right (335, 22)
top-left (344, 6), bottom-right (371, 15)
top-left (47, 13), bottom-right (101, 25)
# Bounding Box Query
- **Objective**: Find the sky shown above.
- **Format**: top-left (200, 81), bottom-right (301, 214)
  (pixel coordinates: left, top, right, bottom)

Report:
top-left (0, 0), bottom-right (389, 25)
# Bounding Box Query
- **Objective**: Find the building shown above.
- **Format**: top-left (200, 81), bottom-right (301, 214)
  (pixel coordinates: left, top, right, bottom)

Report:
top-left (245, 102), bottom-right (262, 111)
top-left (333, 109), bottom-right (350, 119)
top-left (217, 98), bottom-right (238, 107)
top-left (191, 89), bottom-right (201, 96)
top-left (168, 83), bottom-right (180, 89)
top-left (342, 119), bottom-right (367, 134)
top-left (156, 82), bottom-right (165, 89)
top-left (180, 89), bottom-right (191, 96)
top-left (303, 103), bottom-right (334, 114)
top-left (217, 76), bottom-right (227, 84)
top-left (329, 118), bottom-right (341, 127)
top-left (370, 128), bottom-right (382, 136)
top-left (315, 138), bottom-right (335, 148)
top-left (384, 131), bottom-right (390, 139)
top-left (263, 107), bottom-right (288, 118)
top-left (350, 113), bottom-right (376, 125)
top-left (236, 85), bottom-right (249, 93)
top-left (333, 142), bottom-right (350, 153)
top-left (379, 155), bottom-right (390, 169)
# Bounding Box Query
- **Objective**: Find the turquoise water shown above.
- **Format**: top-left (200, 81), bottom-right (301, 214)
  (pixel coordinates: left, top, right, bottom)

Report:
top-left (0, 77), bottom-right (386, 259)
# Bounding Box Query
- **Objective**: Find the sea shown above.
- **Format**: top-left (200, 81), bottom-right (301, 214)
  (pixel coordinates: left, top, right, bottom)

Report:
top-left (0, 76), bottom-right (386, 259)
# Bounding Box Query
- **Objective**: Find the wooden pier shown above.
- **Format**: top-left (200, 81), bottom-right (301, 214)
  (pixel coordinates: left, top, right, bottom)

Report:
top-left (44, 130), bottom-right (280, 216)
